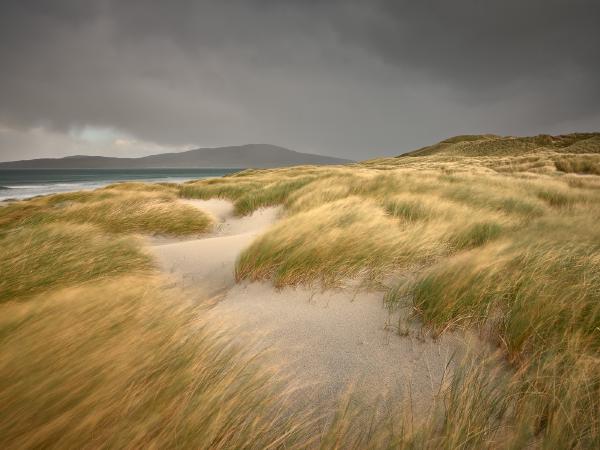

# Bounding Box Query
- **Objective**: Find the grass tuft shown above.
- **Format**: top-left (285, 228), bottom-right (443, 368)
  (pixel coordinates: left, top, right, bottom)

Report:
top-left (384, 198), bottom-right (430, 221)
top-left (555, 155), bottom-right (600, 175)
top-left (450, 221), bottom-right (503, 249)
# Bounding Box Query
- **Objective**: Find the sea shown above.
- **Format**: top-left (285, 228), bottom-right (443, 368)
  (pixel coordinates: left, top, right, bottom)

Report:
top-left (0, 168), bottom-right (241, 201)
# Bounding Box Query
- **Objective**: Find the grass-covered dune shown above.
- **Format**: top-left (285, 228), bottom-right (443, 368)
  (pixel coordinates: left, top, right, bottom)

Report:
top-left (1, 132), bottom-right (600, 448)
top-left (0, 278), bottom-right (316, 448)
top-left (0, 182), bottom-right (213, 236)
top-left (0, 184), bottom-right (318, 448)
top-left (180, 132), bottom-right (600, 447)
top-left (402, 132), bottom-right (600, 158)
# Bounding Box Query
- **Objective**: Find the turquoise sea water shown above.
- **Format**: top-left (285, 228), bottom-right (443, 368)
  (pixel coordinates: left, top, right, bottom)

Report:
top-left (0, 169), bottom-right (240, 201)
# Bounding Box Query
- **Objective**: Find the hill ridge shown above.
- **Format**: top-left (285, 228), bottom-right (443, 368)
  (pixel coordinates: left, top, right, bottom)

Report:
top-left (0, 144), bottom-right (352, 169)
top-left (399, 132), bottom-right (600, 157)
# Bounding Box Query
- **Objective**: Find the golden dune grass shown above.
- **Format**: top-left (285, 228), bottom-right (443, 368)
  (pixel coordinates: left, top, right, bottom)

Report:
top-left (0, 192), bottom-right (318, 449)
top-left (0, 183), bottom-right (213, 235)
top-left (0, 277), bottom-right (318, 449)
top-left (555, 154), bottom-right (600, 175)
top-left (0, 223), bottom-right (151, 303)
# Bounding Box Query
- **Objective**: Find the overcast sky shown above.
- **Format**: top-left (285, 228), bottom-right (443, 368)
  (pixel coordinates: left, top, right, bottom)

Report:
top-left (1, 0), bottom-right (599, 161)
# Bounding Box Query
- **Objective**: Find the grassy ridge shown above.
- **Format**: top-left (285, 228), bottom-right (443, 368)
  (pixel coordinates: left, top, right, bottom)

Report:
top-left (402, 132), bottom-right (600, 157)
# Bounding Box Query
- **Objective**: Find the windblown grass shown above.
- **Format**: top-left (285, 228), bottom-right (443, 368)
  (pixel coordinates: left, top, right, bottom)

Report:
top-left (555, 154), bottom-right (600, 175)
top-left (235, 171), bottom-right (532, 286)
top-left (323, 351), bottom-right (600, 449)
top-left (180, 167), bottom-right (329, 215)
top-left (237, 197), bottom-right (448, 286)
top-left (0, 223), bottom-right (151, 303)
top-left (399, 216), bottom-right (600, 356)
top-left (0, 190), bottom-right (317, 448)
top-left (9, 276), bottom-right (594, 448)
top-left (0, 183), bottom-right (212, 235)
top-left (383, 190), bottom-right (600, 446)
top-left (230, 161), bottom-right (598, 288)
top-left (0, 277), bottom-right (316, 449)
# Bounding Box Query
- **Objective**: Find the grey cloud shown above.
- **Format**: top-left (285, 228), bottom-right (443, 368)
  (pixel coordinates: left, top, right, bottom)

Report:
top-left (0, 0), bottom-right (598, 161)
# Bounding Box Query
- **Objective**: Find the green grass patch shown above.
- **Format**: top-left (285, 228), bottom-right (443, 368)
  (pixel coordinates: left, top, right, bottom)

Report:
top-left (449, 221), bottom-right (503, 249)
top-left (179, 178), bottom-right (262, 201)
top-left (535, 188), bottom-right (577, 208)
top-left (384, 199), bottom-right (430, 222)
top-left (233, 177), bottom-right (317, 215)
top-left (555, 155), bottom-right (600, 175)
top-left (180, 174), bottom-right (320, 215)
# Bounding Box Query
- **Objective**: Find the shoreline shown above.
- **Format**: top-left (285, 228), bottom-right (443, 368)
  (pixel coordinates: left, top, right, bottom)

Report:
top-left (0, 167), bottom-right (242, 202)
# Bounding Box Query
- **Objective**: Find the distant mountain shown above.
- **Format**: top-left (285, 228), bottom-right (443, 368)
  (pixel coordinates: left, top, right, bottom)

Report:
top-left (398, 133), bottom-right (600, 157)
top-left (0, 144), bottom-right (352, 169)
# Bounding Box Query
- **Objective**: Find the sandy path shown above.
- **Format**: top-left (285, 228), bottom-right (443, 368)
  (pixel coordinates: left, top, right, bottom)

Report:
top-left (150, 199), bottom-right (279, 297)
top-left (149, 199), bottom-right (472, 416)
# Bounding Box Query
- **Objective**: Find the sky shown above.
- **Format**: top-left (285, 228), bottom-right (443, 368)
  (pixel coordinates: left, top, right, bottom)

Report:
top-left (1, 0), bottom-right (599, 162)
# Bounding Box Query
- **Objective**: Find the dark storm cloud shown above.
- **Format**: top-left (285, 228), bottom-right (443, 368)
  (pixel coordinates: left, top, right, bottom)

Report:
top-left (351, 2), bottom-right (600, 85)
top-left (0, 0), bottom-right (599, 161)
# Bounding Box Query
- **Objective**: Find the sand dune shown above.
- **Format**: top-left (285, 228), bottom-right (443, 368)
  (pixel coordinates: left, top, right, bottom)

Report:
top-left (149, 199), bottom-right (473, 416)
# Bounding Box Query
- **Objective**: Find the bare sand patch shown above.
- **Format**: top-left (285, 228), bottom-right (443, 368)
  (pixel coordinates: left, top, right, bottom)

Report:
top-left (210, 282), bottom-right (472, 416)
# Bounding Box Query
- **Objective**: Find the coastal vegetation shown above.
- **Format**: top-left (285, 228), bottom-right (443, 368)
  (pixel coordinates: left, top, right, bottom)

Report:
top-left (0, 223), bottom-right (151, 303)
top-left (0, 185), bottom-right (313, 448)
top-left (0, 278), bottom-right (317, 448)
top-left (0, 182), bottom-right (212, 235)
top-left (1, 133), bottom-right (599, 448)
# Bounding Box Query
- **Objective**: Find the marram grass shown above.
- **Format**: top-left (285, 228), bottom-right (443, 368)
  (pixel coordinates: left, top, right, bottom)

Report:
top-left (0, 277), bottom-right (318, 449)
top-left (0, 184), bottom-right (213, 235)
top-left (0, 223), bottom-right (152, 303)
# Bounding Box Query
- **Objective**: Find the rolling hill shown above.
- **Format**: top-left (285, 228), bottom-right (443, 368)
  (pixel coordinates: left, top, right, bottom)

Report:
top-left (0, 144), bottom-right (352, 169)
top-left (399, 133), bottom-right (600, 157)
